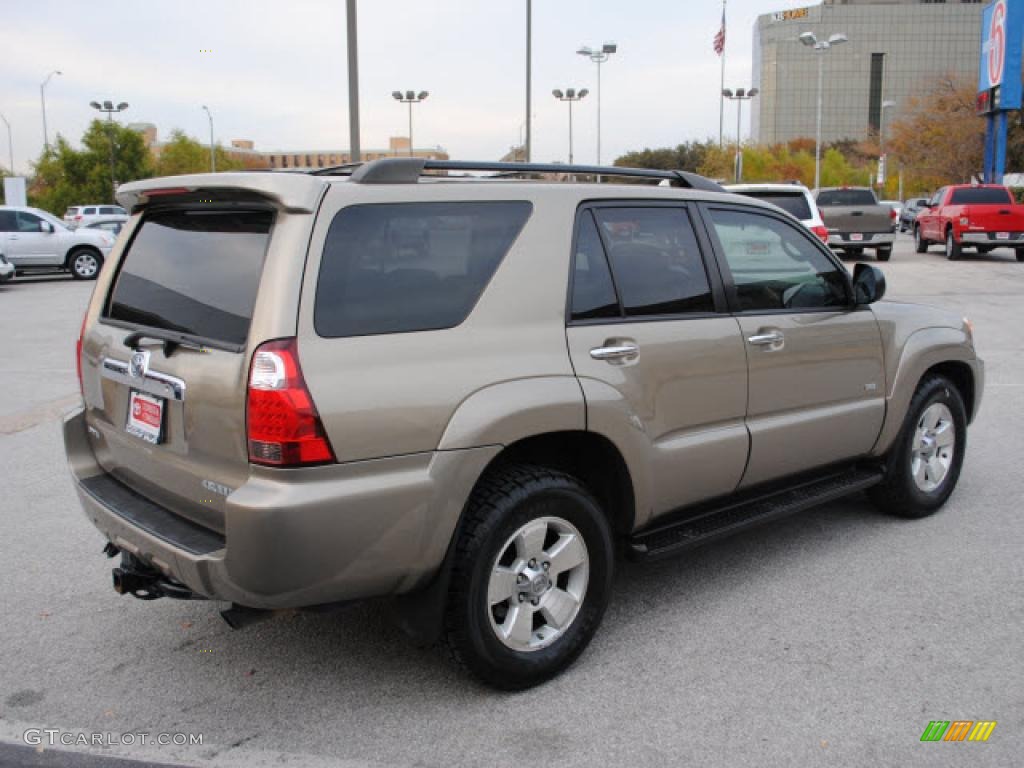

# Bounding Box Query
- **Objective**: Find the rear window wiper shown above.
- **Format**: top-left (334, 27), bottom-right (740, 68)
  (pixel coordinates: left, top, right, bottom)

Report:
top-left (123, 329), bottom-right (207, 357)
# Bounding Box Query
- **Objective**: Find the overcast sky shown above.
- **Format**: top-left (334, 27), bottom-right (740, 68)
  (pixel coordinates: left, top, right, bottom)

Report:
top-left (2, 0), bottom-right (813, 174)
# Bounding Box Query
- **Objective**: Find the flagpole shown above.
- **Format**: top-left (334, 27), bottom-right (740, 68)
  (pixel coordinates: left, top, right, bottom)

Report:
top-left (719, 0), bottom-right (726, 148)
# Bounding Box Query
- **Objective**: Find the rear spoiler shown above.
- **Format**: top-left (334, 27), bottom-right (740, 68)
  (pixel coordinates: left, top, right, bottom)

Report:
top-left (116, 172), bottom-right (329, 214)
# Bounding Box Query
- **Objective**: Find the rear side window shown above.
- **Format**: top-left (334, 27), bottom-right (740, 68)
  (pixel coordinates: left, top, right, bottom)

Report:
top-left (949, 187), bottom-right (1012, 205)
top-left (593, 207), bottom-right (714, 317)
top-left (105, 209), bottom-right (273, 347)
top-left (570, 213), bottom-right (620, 321)
top-left (816, 189), bottom-right (877, 206)
top-left (315, 202), bottom-right (532, 337)
top-left (734, 191), bottom-right (812, 220)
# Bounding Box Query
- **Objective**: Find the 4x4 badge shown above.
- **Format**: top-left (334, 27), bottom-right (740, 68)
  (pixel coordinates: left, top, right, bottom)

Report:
top-left (129, 349), bottom-right (151, 380)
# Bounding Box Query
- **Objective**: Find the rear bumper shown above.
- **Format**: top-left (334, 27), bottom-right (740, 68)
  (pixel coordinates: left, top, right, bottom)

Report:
top-left (827, 232), bottom-right (896, 248)
top-left (64, 406), bottom-right (499, 609)
top-left (961, 231), bottom-right (1024, 245)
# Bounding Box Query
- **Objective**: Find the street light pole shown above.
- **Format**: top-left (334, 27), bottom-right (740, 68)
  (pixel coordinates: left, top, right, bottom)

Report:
top-left (525, 0), bottom-right (532, 162)
top-left (89, 100), bottom-right (129, 201)
top-left (201, 105), bottom-right (215, 172)
top-left (392, 91), bottom-right (429, 157)
top-left (799, 32), bottom-right (848, 192)
top-left (577, 42), bottom-right (617, 165)
top-left (0, 114), bottom-right (13, 175)
top-left (552, 88), bottom-right (589, 165)
top-left (879, 99), bottom-right (896, 190)
top-left (40, 70), bottom-right (62, 153)
top-left (347, 0), bottom-right (361, 162)
top-left (722, 88), bottom-right (758, 183)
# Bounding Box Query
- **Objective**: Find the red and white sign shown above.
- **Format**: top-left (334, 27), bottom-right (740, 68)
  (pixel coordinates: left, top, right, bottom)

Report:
top-left (127, 391), bottom-right (164, 443)
top-left (989, 0), bottom-right (1007, 87)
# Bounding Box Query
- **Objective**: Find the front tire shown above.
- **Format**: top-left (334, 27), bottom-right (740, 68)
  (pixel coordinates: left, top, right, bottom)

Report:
top-left (914, 226), bottom-right (928, 253)
top-left (443, 465), bottom-right (613, 689)
top-left (69, 248), bottom-right (102, 280)
top-left (868, 375), bottom-right (967, 519)
top-left (945, 229), bottom-right (962, 261)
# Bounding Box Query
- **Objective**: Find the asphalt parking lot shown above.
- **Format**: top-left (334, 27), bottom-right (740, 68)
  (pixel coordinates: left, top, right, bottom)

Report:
top-left (0, 237), bottom-right (1020, 768)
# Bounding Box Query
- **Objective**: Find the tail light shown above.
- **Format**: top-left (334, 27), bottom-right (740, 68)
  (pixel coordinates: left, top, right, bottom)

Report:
top-left (959, 216), bottom-right (970, 227)
top-left (811, 224), bottom-right (829, 243)
top-left (75, 311), bottom-right (87, 395)
top-left (890, 207), bottom-right (898, 221)
top-left (246, 338), bottom-right (335, 467)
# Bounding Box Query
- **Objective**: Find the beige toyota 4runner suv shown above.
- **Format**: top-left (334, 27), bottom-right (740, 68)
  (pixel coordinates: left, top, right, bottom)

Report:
top-left (64, 159), bottom-right (983, 689)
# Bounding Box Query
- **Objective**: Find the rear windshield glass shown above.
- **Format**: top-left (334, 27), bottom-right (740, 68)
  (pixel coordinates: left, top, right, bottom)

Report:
top-left (949, 187), bottom-right (1012, 205)
top-left (315, 202), bottom-right (532, 337)
top-left (734, 191), bottom-right (812, 220)
top-left (105, 209), bottom-right (273, 346)
top-left (816, 189), bottom-right (877, 206)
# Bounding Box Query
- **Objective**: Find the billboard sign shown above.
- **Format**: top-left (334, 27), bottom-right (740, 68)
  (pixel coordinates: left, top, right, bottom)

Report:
top-left (979, 0), bottom-right (1023, 109)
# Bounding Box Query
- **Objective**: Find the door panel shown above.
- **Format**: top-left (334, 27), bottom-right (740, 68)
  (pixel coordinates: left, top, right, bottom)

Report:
top-left (736, 311), bottom-right (885, 486)
top-left (569, 319), bottom-right (749, 516)
top-left (702, 204), bottom-right (886, 488)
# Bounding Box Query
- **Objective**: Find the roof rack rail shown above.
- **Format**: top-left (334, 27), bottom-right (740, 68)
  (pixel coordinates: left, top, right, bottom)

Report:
top-left (318, 157), bottom-right (724, 192)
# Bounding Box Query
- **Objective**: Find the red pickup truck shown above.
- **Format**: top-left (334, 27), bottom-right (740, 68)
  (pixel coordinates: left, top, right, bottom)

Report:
top-left (915, 184), bottom-right (1024, 261)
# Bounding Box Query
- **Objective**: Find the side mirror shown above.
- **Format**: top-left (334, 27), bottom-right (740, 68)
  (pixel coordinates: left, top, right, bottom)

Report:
top-left (39, 221), bottom-right (54, 234)
top-left (852, 263), bottom-right (886, 305)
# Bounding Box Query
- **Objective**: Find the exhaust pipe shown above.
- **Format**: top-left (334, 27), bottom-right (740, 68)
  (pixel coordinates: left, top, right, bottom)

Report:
top-left (220, 604), bottom-right (273, 630)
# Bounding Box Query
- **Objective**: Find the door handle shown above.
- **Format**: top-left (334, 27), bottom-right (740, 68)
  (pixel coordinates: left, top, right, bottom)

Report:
top-left (590, 343), bottom-right (639, 362)
top-left (747, 331), bottom-right (784, 347)
top-left (8, 236), bottom-right (19, 240)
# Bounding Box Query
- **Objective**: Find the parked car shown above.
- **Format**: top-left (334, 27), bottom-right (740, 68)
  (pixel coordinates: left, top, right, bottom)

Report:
top-left (0, 252), bottom-right (14, 283)
top-left (64, 204), bottom-right (127, 228)
top-left (880, 199), bottom-right (902, 220)
top-left (816, 187), bottom-right (898, 260)
top-left (914, 184), bottom-right (1024, 261)
top-left (725, 182), bottom-right (828, 242)
top-left (0, 206), bottom-right (116, 279)
top-left (65, 159), bottom-right (983, 689)
top-left (899, 197), bottom-right (931, 232)
top-left (80, 215), bottom-right (129, 236)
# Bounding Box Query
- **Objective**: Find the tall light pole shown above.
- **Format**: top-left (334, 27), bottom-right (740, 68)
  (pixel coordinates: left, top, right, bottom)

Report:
top-left (525, 0), bottom-right (532, 162)
top-left (40, 70), bottom-right (62, 153)
top-left (0, 114), bottom-right (13, 175)
top-left (201, 105), bottom-right (216, 172)
top-left (799, 31), bottom-right (848, 191)
top-left (552, 88), bottom-right (588, 164)
top-left (89, 100), bottom-right (129, 201)
top-left (722, 87), bottom-right (758, 183)
top-left (347, 0), bottom-right (361, 162)
top-left (576, 42), bottom-right (617, 165)
top-left (392, 91), bottom-right (428, 157)
top-left (879, 99), bottom-right (896, 190)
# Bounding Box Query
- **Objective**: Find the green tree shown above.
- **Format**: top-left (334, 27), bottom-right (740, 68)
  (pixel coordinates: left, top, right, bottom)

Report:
top-left (614, 140), bottom-right (717, 174)
top-left (155, 129), bottom-right (244, 176)
top-left (30, 120), bottom-right (153, 213)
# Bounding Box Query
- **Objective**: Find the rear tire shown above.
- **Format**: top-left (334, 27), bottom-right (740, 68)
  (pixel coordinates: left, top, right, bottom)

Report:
top-left (868, 375), bottom-right (967, 519)
top-left (945, 229), bottom-right (961, 261)
top-left (443, 465), bottom-right (613, 690)
top-left (69, 248), bottom-right (102, 280)
top-left (876, 247), bottom-right (892, 261)
top-left (1016, 250), bottom-right (1024, 262)
top-left (914, 226), bottom-right (928, 253)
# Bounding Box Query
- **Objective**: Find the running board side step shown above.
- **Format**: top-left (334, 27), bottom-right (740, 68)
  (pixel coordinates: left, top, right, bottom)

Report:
top-left (628, 467), bottom-right (884, 561)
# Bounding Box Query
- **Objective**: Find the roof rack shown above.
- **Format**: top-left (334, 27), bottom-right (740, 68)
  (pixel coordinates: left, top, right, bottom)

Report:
top-left (311, 157), bottom-right (725, 192)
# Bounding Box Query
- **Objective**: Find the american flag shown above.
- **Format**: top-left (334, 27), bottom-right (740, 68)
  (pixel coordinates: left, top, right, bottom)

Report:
top-left (713, 8), bottom-right (726, 55)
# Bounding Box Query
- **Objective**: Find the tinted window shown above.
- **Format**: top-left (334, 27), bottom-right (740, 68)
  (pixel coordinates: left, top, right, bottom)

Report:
top-left (816, 189), bottom-right (877, 206)
top-left (734, 191), bottom-right (812, 220)
top-left (570, 213), bottom-right (619, 321)
top-left (709, 208), bottom-right (848, 311)
top-left (0, 211), bottom-right (16, 232)
top-left (15, 212), bottom-right (42, 232)
top-left (315, 202), bottom-right (532, 337)
top-left (949, 187), bottom-right (1012, 205)
top-left (83, 208), bottom-right (96, 215)
top-left (594, 207), bottom-right (713, 317)
top-left (105, 209), bottom-right (273, 346)
top-left (100, 206), bottom-right (120, 214)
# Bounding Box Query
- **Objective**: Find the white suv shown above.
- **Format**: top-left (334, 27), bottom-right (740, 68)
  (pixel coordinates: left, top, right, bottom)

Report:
top-left (64, 204), bottom-right (127, 228)
top-left (0, 206), bottom-right (116, 279)
top-left (725, 183), bottom-right (828, 244)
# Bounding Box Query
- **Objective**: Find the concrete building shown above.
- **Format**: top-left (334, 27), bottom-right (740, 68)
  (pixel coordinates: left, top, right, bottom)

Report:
top-left (129, 126), bottom-right (448, 169)
top-left (752, 0), bottom-right (985, 146)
